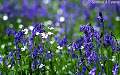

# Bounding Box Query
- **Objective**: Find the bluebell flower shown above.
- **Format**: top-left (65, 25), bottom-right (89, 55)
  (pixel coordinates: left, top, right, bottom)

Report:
top-left (89, 0), bottom-right (96, 9)
top-left (104, 33), bottom-right (113, 46)
top-left (71, 53), bottom-right (78, 59)
top-left (80, 24), bottom-right (94, 34)
top-left (58, 36), bottom-right (67, 47)
top-left (80, 24), bottom-right (95, 58)
top-left (97, 12), bottom-right (104, 28)
top-left (97, 12), bottom-right (104, 23)
top-left (32, 23), bottom-right (45, 35)
top-left (83, 9), bottom-right (90, 22)
top-left (31, 48), bottom-right (38, 59)
top-left (28, 34), bottom-right (34, 51)
top-left (84, 34), bottom-right (93, 43)
top-left (94, 30), bottom-right (101, 48)
top-left (16, 51), bottom-right (21, 60)
top-left (6, 28), bottom-right (16, 36)
top-left (0, 55), bottom-right (3, 64)
top-left (84, 42), bottom-right (93, 57)
top-left (38, 44), bottom-right (44, 54)
top-left (112, 64), bottom-right (119, 75)
top-left (7, 52), bottom-right (15, 66)
top-left (77, 58), bottom-right (85, 66)
top-left (89, 67), bottom-right (96, 75)
top-left (67, 48), bottom-right (74, 55)
top-left (72, 37), bottom-right (83, 50)
top-left (76, 72), bottom-right (81, 75)
top-left (11, 57), bottom-right (15, 66)
top-left (94, 30), bottom-right (100, 41)
top-left (31, 60), bottom-right (36, 71)
top-left (46, 51), bottom-right (53, 59)
top-left (14, 31), bottom-right (25, 47)
top-left (8, 51), bottom-right (14, 59)
top-left (88, 51), bottom-right (98, 63)
top-left (31, 60), bottom-right (41, 71)
top-left (81, 66), bottom-right (86, 74)
top-left (104, 32), bottom-right (117, 51)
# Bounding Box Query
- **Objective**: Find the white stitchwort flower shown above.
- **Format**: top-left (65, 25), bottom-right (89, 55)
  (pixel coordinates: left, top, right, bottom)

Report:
top-left (9, 24), bottom-right (13, 28)
top-left (59, 16), bottom-right (65, 22)
top-left (44, 20), bottom-right (52, 26)
top-left (57, 46), bottom-right (63, 50)
top-left (48, 27), bottom-right (54, 30)
top-left (28, 26), bottom-right (34, 31)
top-left (22, 28), bottom-right (28, 34)
top-left (3, 15), bottom-right (8, 21)
top-left (56, 50), bottom-right (60, 53)
top-left (36, 32), bottom-right (40, 35)
top-left (41, 33), bottom-right (48, 39)
top-left (47, 32), bottom-right (53, 35)
top-left (19, 24), bottom-right (23, 29)
top-left (67, 45), bottom-right (71, 49)
top-left (50, 40), bottom-right (55, 44)
top-left (8, 42), bottom-right (12, 46)
top-left (8, 64), bottom-right (11, 68)
top-left (80, 46), bottom-right (84, 49)
top-left (39, 64), bottom-right (45, 68)
top-left (115, 16), bottom-right (120, 21)
top-left (1, 44), bottom-right (5, 49)
top-left (111, 56), bottom-right (116, 62)
top-left (14, 46), bottom-right (16, 49)
top-left (17, 18), bottom-right (22, 23)
top-left (21, 46), bottom-right (27, 51)
top-left (47, 20), bottom-right (52, 25)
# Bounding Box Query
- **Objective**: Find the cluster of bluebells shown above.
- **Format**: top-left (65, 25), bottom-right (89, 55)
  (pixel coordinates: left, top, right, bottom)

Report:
top-left (0, 12), bottom-right (119, 75)
top-left (5, 23), bottom-right (53, 71)
top-left (71, 12), bottom-right (120, 75)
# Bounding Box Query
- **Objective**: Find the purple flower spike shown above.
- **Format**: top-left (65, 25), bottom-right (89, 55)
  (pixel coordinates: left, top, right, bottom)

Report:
top-left (72, 37), bottom-right (83, 50)
top-left (88, 51), bottom-right (98, 63)
top-left (6, 28), bottom-right (16, 36)
top-left (97, 12), bottom-right (104, 23)
top-left (80, 24), bottom-right (94, 34)
top-left (46, 51), bottom-right (53, 59)
top-left (58, 36), bottom-right (67, 47)
top-left (14, 31), bottom-right (25, 47)
top-left (81, 66), bottom-right (86, 74)
top-left (38, 44), bottom-right (44, 54)
top-left (0, 55), bottom-right (3, 64)
top-left (31, 48), bottom-right (38, 59)
top-left (89, 67), bottom-right (96, 75)
top-left (32, 23), bottom-right (45, 35)
top-left (112, 64), bottom-right (119, 75)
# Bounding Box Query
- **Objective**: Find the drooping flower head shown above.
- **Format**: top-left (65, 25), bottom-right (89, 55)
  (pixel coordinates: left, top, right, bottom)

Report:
top-left (0, 54), bottom-right (3, 64)
top-left (89, 67), bottom-right (96, 75)
top-left (97, 12), bottom-right (104, 28)
top-left (58, 36), bottom-right (67, 47)
top-left (104, 32), bottom-right (117, 51)
top-left (38, 44), bottom-right (44, 54)
top-left (88, 51), bottom-right (98, 63)
top-left (32, 23), bottom-right (45, 36)
top-left (80, 23), bottom-right (94, 34)
top-left (46, 51), bottom-right (53, 59)
top-left (72, 37), bottom-right (83, 50)
top-left (14, 31), bottom-right (26, 46)
top-left (112, 64), bottom-right (119, 75)
top-left (31, 48), bottom-right (38, 59)
top-left (6, 28), bottom-right (16, 36)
